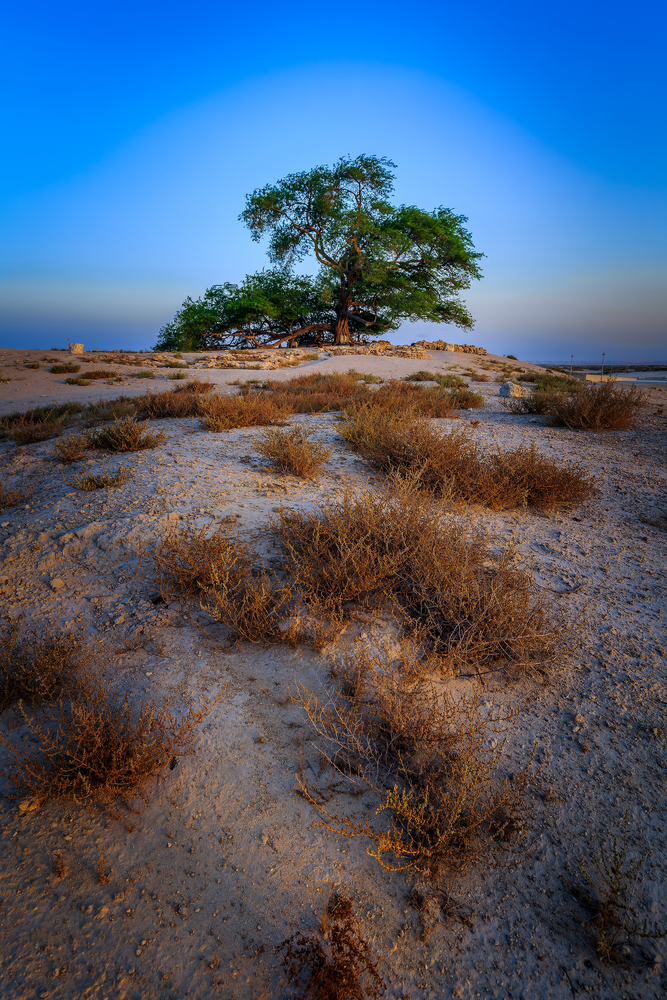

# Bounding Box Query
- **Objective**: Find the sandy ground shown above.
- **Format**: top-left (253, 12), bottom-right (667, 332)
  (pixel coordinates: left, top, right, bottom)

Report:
top-left (0, 348), bottom-right (666, 1000)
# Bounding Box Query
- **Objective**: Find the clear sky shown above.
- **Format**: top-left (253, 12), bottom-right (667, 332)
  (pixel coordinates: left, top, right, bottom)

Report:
top-left (1, 0), bottom-right (665, 362)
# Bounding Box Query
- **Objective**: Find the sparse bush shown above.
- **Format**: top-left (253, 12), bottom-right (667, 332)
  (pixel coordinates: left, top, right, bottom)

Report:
top-left (200, 393), bottom-right (292, 431)
top-left (153, 522), bottom-right (251, 601)
top-left (275, 486), bottom-right (562, 672)
top-left (168, 371), bottom-right (188, 380)
top-left (2, 417), bottom-right (65, 444)
top-left (0, 480), bottom-right (29, 507)
top-left (0, 676), bottom-right (215, 812)
top-left (24, 362), bottom-right (40, 369)
top-left (258, 370), bottom-right (367, 413)
top-left (279, 896), bottom-right (385, 999)
top-left (53, 433), bottom-right (88, 462)
top-left (255, 427), bottom-right (333, 477)
top-left (174, 379), bottom-right (215, 394)
top-left (0, 627), bottom-right (85, 711)
top-left (165, 361), bottom-right (189, 369)
top-left (64, 462), bottom-right (132, 490)
top-left (50, 363), bottom-right (81, 374)
top-left (503, 380), bottom-right (645, 430)
top-left (298, 641), bottom-right (539, 879)
top-left (132, 369), bottom-right (156, 378)
top-left (340, 412), bottom-right (595, 510)
top-left (75, 368), bottom-right (119, 380)
top-left (65, 376), bottom-right (93, 386)
top-left (404, 370), bottom-right (466, 387)
top-left (86, 416), bottom-right (166, 451)
top-left (137, 388), bottom-right (205, 419)
top-left (565, 812), bottom-right (666, 963)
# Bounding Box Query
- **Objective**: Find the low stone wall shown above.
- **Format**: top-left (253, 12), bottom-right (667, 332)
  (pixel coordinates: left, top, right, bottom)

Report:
top-left (412, 340), bottom-right (487, 355)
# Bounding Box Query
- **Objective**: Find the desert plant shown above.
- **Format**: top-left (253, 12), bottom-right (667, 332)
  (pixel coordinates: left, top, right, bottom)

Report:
top-left (565, 813), bottom-right (665, 963)
top-left (404, 370), bottom-right (466, 388)
top-left (53, 433), bottom-right (88, 462)
top-left (50, 363), bottom-right (81, 374)
top-left (132, 369), bottom-right (156, 378)
top-left (503, 381), bottom-right (644, 430)
top-left (174, 379), bottom-right (216, 394)
top-left (0, 480), bottom-right (28, 508)
top-left (0, 679), bottom-right (216, 812)
top-left (0, 628), bottom-right (85, 711)
top-left (279, 895), bottom-right (385, 999)
top-left (65, 376), bottom-right (93, 386)
top-left (255, 427), bottom-right (333, 477)
top-left (200, 393), bottom-right (292, 431)
top-left (275, 486), bottom-right (562, 672)
top-left (24, 362), bottom-right (40, 369)
top-left (74, 368), bottom-right (120, 380)
top-left (168, 371), bottom-right (189, 380)
top-left (3, 417), bottom-right (65, 444)
top-left (298, 641), bottom-right (538, 879)
top-left (339, 411), bottom-right (595, 510)
top-left (153, 522), bottom-right (252, 601)
top-left (86, 416), bottom-right (166, 451)
top-left (165, 361), bottom-right (189, 368)
top-left (64, 462), bottom-right (132, 490)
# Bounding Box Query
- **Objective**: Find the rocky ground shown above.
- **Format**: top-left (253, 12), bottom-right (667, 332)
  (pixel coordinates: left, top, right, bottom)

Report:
top-left (0, 348), bottom-right (666, 1000)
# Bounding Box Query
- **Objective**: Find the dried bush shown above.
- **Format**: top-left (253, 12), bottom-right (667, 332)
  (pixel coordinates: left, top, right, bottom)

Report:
top-left (80, 398), bottom-right (138, 425)
top-left (64, 463), bottom-right (132, 490)
top-left (0, 627), bottom-right (84, 711)
top-left (50, 363), bottom-right (81, 374)
top-left (504, 381), bottom-right (644, 430)
top-left (153, 522), bottom-right (251, 601)
top-left (74, 368), bottom-right (119, 380)
top-left (256, 370), bottom-right (368, 413)
top-left (137, 388), bottom-right (206, 419)
top-left (255, 427), bottom-right (333, 477)
top-left (65, 377), bottom-right (93, 386)
top-left (565, 813), bottom-right (666, 963)
top-left (174, 379), bottom-right (216, 394)
top-left (86, 416), bottom-right (166, 451)
top-left (0, 480), bottom-right (28, 508)
top-left (200, 393), bottom-right (292, 431)
top-left (53, 433), bottom-right (88, 462)
top-left (279, 896), bottom-right (385, 999)
top-left (24, 362), bottom-right (40, 369)
top-left (298, 642), bottom-right (539, 879)
top-left (3, 417), bottom-right (65, 444)
top-left (165, 361), bottom-right (189, 369)
top-left (0, 678), bottom-right (215, 812)
top-left (275, 486), bottom-right (561, 673)
top-left (132, 369), bottom-right (156, 379)
top-left (516, 372), bottom-right (583, 392)
top-left (168, 371), bottom-right (188, 380)
top-left (404, 370), bottom-right (466, 387)
top-left (339, 412), bottom-right (595, 510)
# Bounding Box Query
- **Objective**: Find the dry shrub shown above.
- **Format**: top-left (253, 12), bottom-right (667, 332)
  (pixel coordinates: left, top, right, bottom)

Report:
top-left (173, 379), bottom-right (215, 394)
top-left (168, 371), bottom-right (188, 380)
top-left (339, 412), bottom-right (595, 510)
top-left (65, 376), bottom-right (93, 386)
top-left (52, 433), bottom-right (88, 462)
top-left (132, 369), bottom-right (156, 379)
top-left (3, 417), bottom-right (65, 444)
top-left (504, 381), bottom-right (645, 430)
top-left (275, 486), bottom-right (561, 673)
top-left (298, 642), bottom-right (539, 879)
top-left (137, 388), bottom-right (207, 419)
top-left (24, 362), bottom-right (40, 369)
top-left (50, 363), bottom-right (80, 374)
top-left (200, 393), bottom-right (292, 431)
top-left (255, 427), bottom-right (333, 477)
top-left (565, 813), bottom-right (666, 963)
top-left (153, 522), bottom-right (251, 601)
top-left (0, 627), bottom-right (84, 711)
top-left (279, 895), bottom-right (385, 999)
top-left (0, 480), bottom-right (28, 508)
top-left (64, 463), bottom-right (131, 490)
top-left (86, 416), bottom-right (166, 451)
top-left (256, 370), bottom-right (373, 413)
top-left (404, 370), bottom-right (466, 387)
top-left (0, 674), bottom-right (216, 811)
top-left (73, 368), bottom-right (119, 380)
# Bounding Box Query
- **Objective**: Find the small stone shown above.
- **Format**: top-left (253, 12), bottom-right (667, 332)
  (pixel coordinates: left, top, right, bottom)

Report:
top-left (498, 381), bottom-right (526, 398)
top-left (50, 578), bottom-right (65, 592)
top-left (68, 343), bottom-right (84, 354)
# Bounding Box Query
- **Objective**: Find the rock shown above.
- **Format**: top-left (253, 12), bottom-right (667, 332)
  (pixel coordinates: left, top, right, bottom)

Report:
top-left (18, 798), bottom-right (40, 814)
top-left (68, 343), bottom-right (84, 354)
top-left (498, 381), bottom-right (526, 398)
top-left (50, 577), bottom-right (65, 592)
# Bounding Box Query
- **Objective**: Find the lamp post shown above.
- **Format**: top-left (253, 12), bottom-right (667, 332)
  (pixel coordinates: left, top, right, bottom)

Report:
top-left (570, 355), bottom-right (573, 374)
top-left (601, 352), bottom-right (605, 381)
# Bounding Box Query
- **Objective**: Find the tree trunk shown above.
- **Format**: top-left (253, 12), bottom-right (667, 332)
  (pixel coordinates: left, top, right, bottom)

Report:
top-left (334, 314), bottom-right (352, 345)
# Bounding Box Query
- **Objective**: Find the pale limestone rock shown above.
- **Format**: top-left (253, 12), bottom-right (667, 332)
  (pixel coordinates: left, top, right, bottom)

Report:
top-left (499, 381), bottom-right (525, 398)
top-left (68, 343), bottom-right (84, 354)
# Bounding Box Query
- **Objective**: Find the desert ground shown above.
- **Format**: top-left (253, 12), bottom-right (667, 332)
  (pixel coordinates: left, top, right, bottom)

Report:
top-left (0, 345), bottom-right (666, 1000)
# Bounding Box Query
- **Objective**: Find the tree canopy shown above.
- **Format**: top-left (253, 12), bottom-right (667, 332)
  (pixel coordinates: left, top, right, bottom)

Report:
top-left (155, 155), bottom-right (483, 350)
top-left (241, 155), bottom-right (483, 345)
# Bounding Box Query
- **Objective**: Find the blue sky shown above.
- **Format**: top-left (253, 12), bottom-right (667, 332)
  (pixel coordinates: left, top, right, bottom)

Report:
top-left (1, 0), bottom-right (665, 361)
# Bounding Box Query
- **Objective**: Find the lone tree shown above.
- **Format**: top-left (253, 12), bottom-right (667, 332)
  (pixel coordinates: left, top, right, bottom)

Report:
top-left (241, 154), bottom-right (483, 346)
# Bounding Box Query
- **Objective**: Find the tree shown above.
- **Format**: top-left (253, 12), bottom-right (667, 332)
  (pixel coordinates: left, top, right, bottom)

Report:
top-left (241, 155), bottom-right (483, 346)
top-left (154, 269), bottom-right (334, 351)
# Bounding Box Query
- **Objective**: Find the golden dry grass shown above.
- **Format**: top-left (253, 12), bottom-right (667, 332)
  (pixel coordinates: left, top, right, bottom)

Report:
top-left (0, 479), bottom-right (29, 508)
top-left (52, 433), bottom-right (88, 462)
top-left (275, 486), bottom-right (563, 674)
top-left (504, 380), bottom-right (645, 430)
top-left (0, 627), bottom-right (85, 711)
top-left (339, 411), bottom-right (596, 510)
top-left (200, 393), bottom-right (292, 432)
top-left (64, 463), bottom-right (132, 490)
top-left (254, 426), bottom-right (333, 477)
top-left (85, 416), bottom-right (166, 451)
top-left (298, 641), bottom-right (539, 879)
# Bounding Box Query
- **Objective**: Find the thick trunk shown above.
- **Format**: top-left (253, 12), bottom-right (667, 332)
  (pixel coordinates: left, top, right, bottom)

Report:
top-left (334, 314), bottom-right (352, 345)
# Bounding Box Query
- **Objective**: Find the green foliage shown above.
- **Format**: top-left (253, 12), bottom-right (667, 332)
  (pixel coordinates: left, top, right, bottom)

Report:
top-left (241, 155), bottom-right (483, 346)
